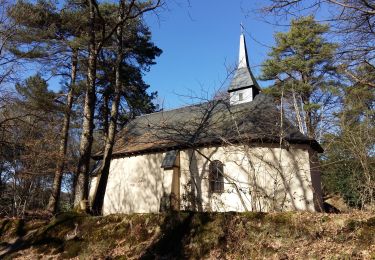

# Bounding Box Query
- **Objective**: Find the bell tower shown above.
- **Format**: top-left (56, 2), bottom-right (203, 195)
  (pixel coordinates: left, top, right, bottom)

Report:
top-left (228, 28), bottom-right (261, 105)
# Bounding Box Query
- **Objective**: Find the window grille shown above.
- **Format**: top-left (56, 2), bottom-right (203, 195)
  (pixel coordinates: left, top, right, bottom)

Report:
top-left (209, 160), bottom-right (224, 193)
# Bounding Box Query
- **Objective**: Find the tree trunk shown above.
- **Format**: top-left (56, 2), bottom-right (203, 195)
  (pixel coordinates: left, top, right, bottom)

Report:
top-left (301, 91), bottom-right (314, 138)
top-left (47, 48), bottom-right (78, 213)
top-left (74, 0), bottom-right (97, 212)
top-left (91, 1), bottom-right (124, 215)
top-left (102, 93), bottom-right (109, 139)
top-left (292, 89), bottom-right (305, 135)
top-left (305, 109), bottom-right (314, 138)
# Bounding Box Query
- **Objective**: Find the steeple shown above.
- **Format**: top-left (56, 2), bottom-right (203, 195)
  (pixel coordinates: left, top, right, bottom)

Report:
top-left (238, 33), bottom-right (249, 69)
top-left (228, 28), bottom-right (260, 105)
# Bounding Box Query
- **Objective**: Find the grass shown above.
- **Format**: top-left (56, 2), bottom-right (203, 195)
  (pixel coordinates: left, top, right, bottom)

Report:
top-left (0, 211), bottom-right (374, 259)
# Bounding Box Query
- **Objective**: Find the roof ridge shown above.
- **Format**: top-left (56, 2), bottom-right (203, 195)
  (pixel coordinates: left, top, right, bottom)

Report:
top-left (134, 99), bottom-right (222, 119)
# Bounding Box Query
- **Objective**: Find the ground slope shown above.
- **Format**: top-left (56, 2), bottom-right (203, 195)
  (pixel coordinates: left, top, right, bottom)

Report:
top-left (0, 211), bottom-right (374, 259)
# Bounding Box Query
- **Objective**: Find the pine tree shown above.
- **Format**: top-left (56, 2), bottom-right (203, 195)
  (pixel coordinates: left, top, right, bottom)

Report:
top-left (73, 0), bottom-right (162, 212)
top-left (5, 0), bottom-right (162, 213)
top-left (8, 0), bottom-right (84, 213)
top-left (261, 16), bottom-right (339, 139)
top-left (91, 4), bottom-right (161, 215)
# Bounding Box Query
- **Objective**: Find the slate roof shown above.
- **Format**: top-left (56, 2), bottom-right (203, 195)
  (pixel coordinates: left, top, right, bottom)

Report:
top-left (93, 94), bottom-right (323, 159)
top-left (228, 33), bottom-right (261, 92)
top-left (228, 67), bottom-right (261, 92)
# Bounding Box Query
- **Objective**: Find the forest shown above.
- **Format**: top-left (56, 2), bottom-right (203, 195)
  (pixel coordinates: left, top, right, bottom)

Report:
top-left (0, 0), bottom-right (374, 217)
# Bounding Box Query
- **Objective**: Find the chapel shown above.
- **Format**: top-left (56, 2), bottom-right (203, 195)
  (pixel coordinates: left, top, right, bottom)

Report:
top-left (90, 32), bottom-right (323, 214)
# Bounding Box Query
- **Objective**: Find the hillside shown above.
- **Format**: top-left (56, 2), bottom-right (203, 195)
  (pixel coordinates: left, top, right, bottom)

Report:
top-left (0, 211), bottom-right (374, 259)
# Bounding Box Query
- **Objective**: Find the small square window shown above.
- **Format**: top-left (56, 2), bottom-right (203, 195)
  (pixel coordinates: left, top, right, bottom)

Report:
top-left (238, 92), bottom-right (243, 101)
top-left (161, 150), bottom-right (177, 169)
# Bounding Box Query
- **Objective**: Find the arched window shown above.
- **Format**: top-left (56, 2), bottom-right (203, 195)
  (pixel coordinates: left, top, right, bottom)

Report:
top-left (209, 160), bottom-right (224, 193)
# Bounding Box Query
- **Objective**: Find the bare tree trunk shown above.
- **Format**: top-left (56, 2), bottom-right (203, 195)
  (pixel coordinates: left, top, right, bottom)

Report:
top-left (305, 110), bottom-right (314, 138)
top-left (292, 89), bottom-right (305, 135)
top-left (47, 49), bottom-right (78, 213)
top-left (102, 93), bottom-right (109, 139)
top-left (301, 91), bottom-right (314, 138)
top-left (91, 2), bottom-right (124, 215)
top-left (74, 0), bottom-right (97, 211)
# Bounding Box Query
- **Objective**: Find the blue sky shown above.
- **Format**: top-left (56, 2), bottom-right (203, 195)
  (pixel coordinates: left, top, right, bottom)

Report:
top-left (143, 0), bottom-right (283, 109)
top-left (13, 1), bottom-right (334, 110)
top-left (14, 1), bottom-right (280, 109)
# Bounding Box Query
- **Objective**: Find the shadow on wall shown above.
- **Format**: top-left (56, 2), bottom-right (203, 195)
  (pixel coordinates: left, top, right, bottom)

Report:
top-left (100, 95), bottom-right (323, 213)
top-left (224, 142), bottom-right (320, 212)
top-left (104, 152), bottom-right (171, 214)
top-left (178, 143), bottom-right (321, 213)
top-left (182, 147), bottom-right (219, 212)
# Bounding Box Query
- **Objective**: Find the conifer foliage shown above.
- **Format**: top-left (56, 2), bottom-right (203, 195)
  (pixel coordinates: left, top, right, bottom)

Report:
top-left (261, 16), bottom-right (339, 139)
top-left (0, 0), bottom-right (162, 216)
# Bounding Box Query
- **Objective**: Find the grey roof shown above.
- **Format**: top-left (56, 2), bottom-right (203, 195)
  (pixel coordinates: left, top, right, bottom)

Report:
top-left (228, 67), bottom-right (261, 92)
top-left (93, 94), bottom-right (323, 159)
top-left (228, 33), bottom-right (261, 92)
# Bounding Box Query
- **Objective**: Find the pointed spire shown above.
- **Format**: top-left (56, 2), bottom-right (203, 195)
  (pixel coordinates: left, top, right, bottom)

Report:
top-left (238, 32), bottom-right (249, 69)
top-left (228, 26), bottom-right (259, 93)
top-left (228, 25), bottom-right (261, 105)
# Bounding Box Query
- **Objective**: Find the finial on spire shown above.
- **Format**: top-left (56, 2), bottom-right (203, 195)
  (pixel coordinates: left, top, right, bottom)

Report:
top-left (240, 22), bottom-right (244, 34)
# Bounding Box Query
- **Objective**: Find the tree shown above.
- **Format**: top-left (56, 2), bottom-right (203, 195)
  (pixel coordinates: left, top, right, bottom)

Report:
top-left (322, 63), bottom-right (374, 207)
top-left (91, 2), bottom-right (161, 214)
top-left (7, 0), bottom-right (86, 213)
top-left (260, 0), bottom-right (375, 87)
top-left (260, 16), bottom-right (339, 139)
top-left (0, 74), bottom-right (66, 216)
top-left (4, 0), bottom-right (163, 213)
top-left (72, 0), bottom-right (163, 212)
top-left (0, 0), bottom-right (18, 87)
top-left (47, 49), bottom-right (78, 213)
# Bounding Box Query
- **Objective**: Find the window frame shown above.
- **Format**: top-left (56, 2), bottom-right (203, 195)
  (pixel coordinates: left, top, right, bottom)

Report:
top-left (209, 160), bottom-right (224, 193)
top-left (238, 92), bottom-right (243, 101)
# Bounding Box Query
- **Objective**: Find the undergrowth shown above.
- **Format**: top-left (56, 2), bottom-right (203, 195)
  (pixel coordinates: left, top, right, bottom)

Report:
top-left (0, 211), bottom-right (374, 259)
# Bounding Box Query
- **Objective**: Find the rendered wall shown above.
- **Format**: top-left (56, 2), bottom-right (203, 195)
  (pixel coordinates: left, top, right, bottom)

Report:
top-left (90, 144), bottom-right (321, 215)
top-left (92, 152), bottom-right (173, 215)
top-left (229, 88), bottom-right (253, 105)
top-left (179, 144), bottom-right (319, 212)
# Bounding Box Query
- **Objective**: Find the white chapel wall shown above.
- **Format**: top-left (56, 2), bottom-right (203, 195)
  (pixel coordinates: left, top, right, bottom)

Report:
top-left (179, 144), bottom-right (317, 212)
top-left (93, 152), bottom-right (173, 215)
top-left (91, 144), bottom-right (321, 215)
top-left (229, 88), bottom-right (253, 105)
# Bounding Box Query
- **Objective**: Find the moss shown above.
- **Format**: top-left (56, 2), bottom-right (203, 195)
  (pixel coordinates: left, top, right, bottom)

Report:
top-left (265, 212), bottom-right (293, 224)
top-left (334, 232), bottom-right (350, 243)
top-left (188, 213), bottom-right (227, 258)
top-left (23, 220), bottom-right (46, 234)
top-left (0, 219), bottom-right (12, 238)
top-left (1, 211), bottom-right (374, 259)
top-left (366, 217), bottom-right (375, 227)
top-left (357, 218), bottom-right (375, 245)
top-left (243, 211), bottom-right (267, 221)
top-left (341, 217), bottom-right (375, 246)
top-left (345, 219), bottom-right (361, 232)
top-left (61, 239), bottom-right (84, 258)
top-left (0, 218), bottom-right (29, 239)
top-left (34, 211), bottom-right (85, 238)
top-left (34, 237), bottom-right (65, 254)
top-left (15, 219), bottom-right (26, 237)
top-left (321, 215), bottom-right (330, 223)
